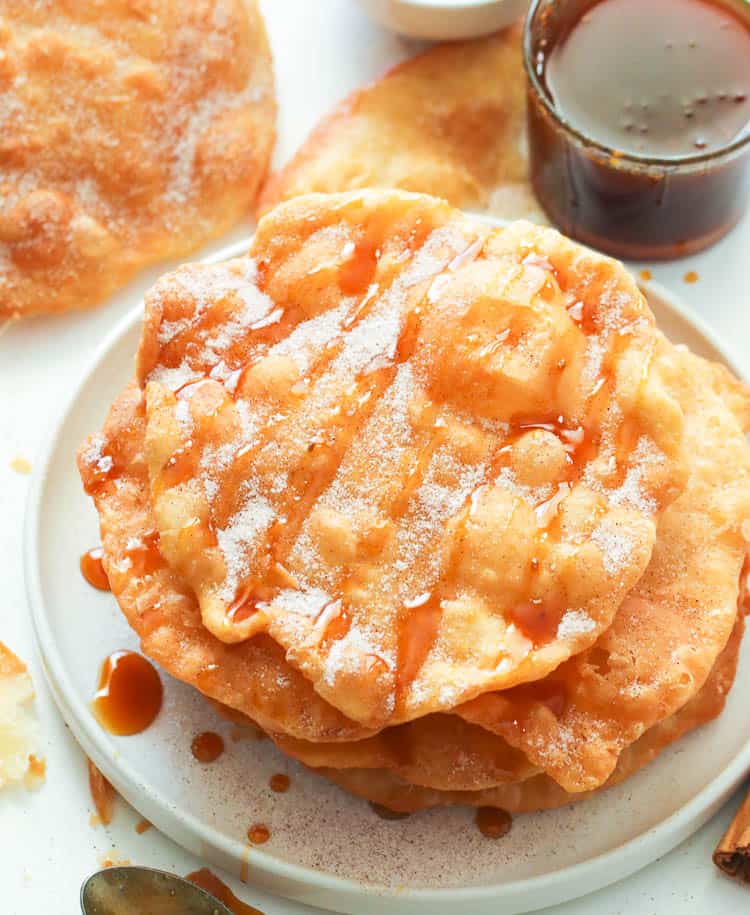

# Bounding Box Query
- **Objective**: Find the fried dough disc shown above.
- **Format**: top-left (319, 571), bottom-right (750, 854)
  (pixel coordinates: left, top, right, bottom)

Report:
top-left (271, 713), bottom-right (539, 792)
top-left (458, 343), bottom-right (750, 791)
top-left (0, 0), bottom-right (275, 318)
top-left (78, 382), bottom-right (373, 742)
top-left (214, 343), bottom-right (750, 792)
top-left (313, 615), bottom-right (743, 813)
top-left (132, 190), bottom-right (685, 729)
top-left (257, 26), bottom-right (539, 222)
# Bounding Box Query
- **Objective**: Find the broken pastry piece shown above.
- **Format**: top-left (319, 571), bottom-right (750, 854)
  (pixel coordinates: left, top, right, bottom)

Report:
top-left (258, 25), bottom-right (540, 223)
top-left (0, 642), bottom-right (41, 789)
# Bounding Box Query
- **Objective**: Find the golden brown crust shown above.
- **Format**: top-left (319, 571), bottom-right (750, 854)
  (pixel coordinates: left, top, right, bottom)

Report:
top-left (0, 0), bottom-right (275, 318)
top-left (314, 615), bottom-right (743, 813)
top-left (78, 382), bottom-right (373, 742)
top-left (271, 712), bottom-right (539, 792)
top-left (459, 343), bottom-right (750, 791)
top-left (257, 25), bottom-right (539, 223)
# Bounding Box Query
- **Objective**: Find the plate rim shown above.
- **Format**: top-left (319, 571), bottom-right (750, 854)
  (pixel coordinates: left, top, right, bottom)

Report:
top-left (23, 237), bottom-right (750, 914)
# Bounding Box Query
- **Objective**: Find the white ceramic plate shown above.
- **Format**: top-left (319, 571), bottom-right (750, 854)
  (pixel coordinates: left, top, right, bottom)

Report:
top-left (25, 239), bottom-right (750, 915)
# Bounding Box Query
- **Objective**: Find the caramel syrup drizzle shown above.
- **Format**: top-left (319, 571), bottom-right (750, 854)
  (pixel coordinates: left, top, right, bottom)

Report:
top-left (152, 218), bottom-right (458, 633)
top-left (390, 250), bottom-right (655, 710)
top-left (80, 547), bottom-right (110, 591)
top-left (187, 869), bottom-right (264, 915)
top-left (309, 281), bottom-right (472, 659)
top-left (232, 309), bottom-right (429, 627)
top-left (92, 650), bottom-right (163, 736)
top-left (224, 225), bottom-right (449, 625)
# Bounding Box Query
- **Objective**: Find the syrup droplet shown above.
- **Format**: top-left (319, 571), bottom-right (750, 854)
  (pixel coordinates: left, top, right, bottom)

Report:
top-left (247, 823), bottom-right (270, 844)
top-left (684, 270), bottom-right (699, 283)
top-left (269, 773), bottom-right (290, 793)
top-left (475, 807), bottom-right (513, 839)
top-left (92, 651), bottom-right (163, 736)
top-left (369, 802), bottom-right (411, 820)
top-left (396, 592), bottom-right (442, 707)
top-left (80, 547), bottom-right (110, 592)
top-left (191, 731), bottom-right (225, 763)
top-left (187, 869), bottom-right (265, 915)
top-left (509, 597), bottom-right (566, 646)
top-left (639, 268), bottom-right (653, 281)
top-left (135, 818), bottom-right (152, 834)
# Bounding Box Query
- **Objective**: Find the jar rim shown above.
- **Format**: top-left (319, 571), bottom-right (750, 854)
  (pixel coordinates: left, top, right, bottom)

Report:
top-left (523, 0), bottom-right (750, 169)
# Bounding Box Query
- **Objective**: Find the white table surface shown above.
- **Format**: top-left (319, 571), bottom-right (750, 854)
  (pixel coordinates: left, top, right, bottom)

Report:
top-left (2, 2), bottom-right (750, 913)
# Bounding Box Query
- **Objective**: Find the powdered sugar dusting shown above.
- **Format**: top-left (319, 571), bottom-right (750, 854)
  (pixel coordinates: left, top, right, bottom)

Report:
top-left (81, 434), bottom-right (113, 474)
top-left (557, 610), bottom-right (596, 640)
top-left (272, 587), bottom-right (331, 620)
top-left (591, 522), bottom-right (635, 575)
top-left (322, 626), bottom-right (391, 688)
top-left (216, 485), bottom-right (275, 601)
top-left (272, 303), bottom-right (349, 373)
top-left (610, 436), bottom-right (662, 514)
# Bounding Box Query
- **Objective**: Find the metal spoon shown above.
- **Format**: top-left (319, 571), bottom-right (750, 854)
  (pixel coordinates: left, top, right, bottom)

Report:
top-left (81, 866), bottom-right (233, 915)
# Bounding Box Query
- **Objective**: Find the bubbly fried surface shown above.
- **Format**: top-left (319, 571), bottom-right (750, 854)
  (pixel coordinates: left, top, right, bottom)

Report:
top-left (77, 382), bottom-right (372, 742)
top-left (258, 26), bottom-right (539, 223)
top-left (314, 615), bottom-right (743, 813)
top-left (0, 642), bottom-right (38, 789)
top-left (0, 0), bottom-right (275, 318)
top-left (257, 345), bottom-right (750, 790)
top-left (128, 191), bottom-right (685, 729)
top-left (457, 343), bottom-right (750, 791)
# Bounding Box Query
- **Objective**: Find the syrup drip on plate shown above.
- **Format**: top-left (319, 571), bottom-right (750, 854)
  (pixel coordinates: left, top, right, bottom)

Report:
top-left (187, 869), bottom-right (264, 915)
top-left (80, 547), bottom-right (110, 591)
top-left (247, 823), bottom-right (270, 844)
top-left (475, 807), bottom-right (512, 839)
top-left (191, 731), bottom-right (225, 763)
top-left (269, 773), bottom-right (290, 793)
top-left (92, 651), bottom-right (163, 736)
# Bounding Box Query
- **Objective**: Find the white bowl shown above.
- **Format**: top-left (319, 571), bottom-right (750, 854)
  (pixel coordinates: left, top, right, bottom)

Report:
top-left (355, 0), bottom-right (529, 40)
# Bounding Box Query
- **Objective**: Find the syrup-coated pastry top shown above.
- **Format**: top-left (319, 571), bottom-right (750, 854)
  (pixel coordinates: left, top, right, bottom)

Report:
top-left (86, 190), bottom-right (687, 730)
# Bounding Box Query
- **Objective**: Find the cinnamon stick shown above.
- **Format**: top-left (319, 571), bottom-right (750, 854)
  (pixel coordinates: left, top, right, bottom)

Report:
top-left (714, 786), bottom-right (750, 883)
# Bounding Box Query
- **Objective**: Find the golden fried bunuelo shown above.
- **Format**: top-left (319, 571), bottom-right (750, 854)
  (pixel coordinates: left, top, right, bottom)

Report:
top-left (132, 191), bottom-right (685, 730)
top-left (258, 26), bottom-right (537, 223)
top-left (0, 0), bottom-right (275, 317)
top-left (314, 615), bottom-right (743, 812)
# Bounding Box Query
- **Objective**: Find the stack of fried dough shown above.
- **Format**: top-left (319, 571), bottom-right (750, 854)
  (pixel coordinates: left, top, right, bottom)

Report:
top-left (79, 190), bottom-right (750, 815)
